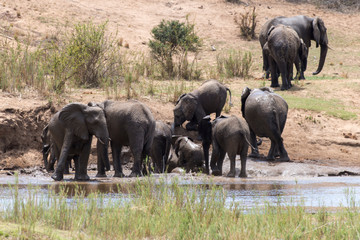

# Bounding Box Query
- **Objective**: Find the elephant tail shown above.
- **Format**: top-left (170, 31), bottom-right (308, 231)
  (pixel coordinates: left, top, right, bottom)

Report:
top-left (226, 87), bottom-right (233, 107)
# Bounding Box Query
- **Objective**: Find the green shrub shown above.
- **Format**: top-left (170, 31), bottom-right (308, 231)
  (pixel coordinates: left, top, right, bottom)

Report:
top-left (148, 19), bottom-right (202, 79)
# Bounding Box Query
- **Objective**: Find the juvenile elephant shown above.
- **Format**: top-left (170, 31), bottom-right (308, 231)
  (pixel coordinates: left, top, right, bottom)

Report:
top-left (94, 100), bottom-right (156, 178)
top-left (172, 136), bottom-right (204, 173)
top-left (198, 115), bottom-right (250, 177)
top-left (41, 125), bottom-right (77, 174)
top-left (173, 79), bottom-right (232, 131)
top-left (149, 121), bottom-right (172, 173)
top-left (263, 24), bottom-right (308, 90)
top-left (48, 103), bottom-right (110, 181)
top-left (259, 15), bottom-right (328, 79)
top-left (241, 87), bottom-right (289, 162)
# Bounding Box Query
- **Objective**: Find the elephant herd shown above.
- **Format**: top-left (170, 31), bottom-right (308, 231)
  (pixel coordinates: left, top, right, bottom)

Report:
top-left (42, 15), bottom-right (328, 181)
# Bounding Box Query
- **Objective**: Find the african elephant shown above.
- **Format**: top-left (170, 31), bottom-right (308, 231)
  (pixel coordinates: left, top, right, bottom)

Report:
top-left (263, 24), bottom-right (308, 90)
top-left (241, 87), bottom-right (289, 162)
top-left (94, 100), bottom-right (156, 178)
top-left (149, 121), bottom-right (172, 173)
top-left (41, 125), bottom-right (77, 174)
top-left (173, 79), bottom-right (232, 131)
top-left (198, 115), bottom-right (250, 177)
top-left (172, 136), bottom-right (204, 173)
top-left (259, 15), bottom-right (328, 79)
top-left (48, 103), bottom-right (110, 181)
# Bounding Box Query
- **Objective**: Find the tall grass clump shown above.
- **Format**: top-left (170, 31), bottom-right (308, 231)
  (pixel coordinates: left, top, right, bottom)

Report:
top-left (217, 49), bottom-right (253, 78)
top-left (3, 177), bottom-right (360, 239)
top-left (149, 18), bottom-right (202, 80)
top-left (0, 40), bottom-right (47, 93)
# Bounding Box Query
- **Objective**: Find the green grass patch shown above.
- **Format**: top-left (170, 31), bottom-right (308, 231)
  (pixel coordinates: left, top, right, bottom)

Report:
top-left (280, 94), bottom-right (357, 120)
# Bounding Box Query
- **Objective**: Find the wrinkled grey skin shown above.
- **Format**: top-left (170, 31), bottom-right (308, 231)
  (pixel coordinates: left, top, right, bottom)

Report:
top-left (199, 115), bottom-right (250, 178)
top-left (41, 125), bottom-right (77, 174)
top-left (241, 87), bottom-right (289, 162)
top-left (48, 103), bottom-right (110, 181)
top-left (173, 79), bottom-right (232, 131)
top-left (149, 121), bottom-right (172, 173)
top-left (173, 136), bottom-right (204, 173)
top-left (263, 25), bottom-right (308, 90)
top-left (94, 100), bottom-right (156, 178)
top-left (259, 15), bottom-right (328, 79)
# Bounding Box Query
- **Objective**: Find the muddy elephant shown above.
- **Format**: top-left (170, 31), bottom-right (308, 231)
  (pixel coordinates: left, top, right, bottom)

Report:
top-left (241, 87), bottom-right (289, 161)
top-left (93, 100), bottom-right (156, 178)
top-left (41, 125), bottom-right (77, 174)
top-left (48, 103), bottom-right (110, 181)
top-left (172, 136), bottom-right (204, 173)
top-left (173, 79), bottom-right (232, 131)
top-left (259, 15), bottom-right (328, 79)
top-left (149, 121), bottom-right (172, 173)
top-left (263, 24), bottom-right (308, 90)
top-left (198, 115), bottom-right (250, 177)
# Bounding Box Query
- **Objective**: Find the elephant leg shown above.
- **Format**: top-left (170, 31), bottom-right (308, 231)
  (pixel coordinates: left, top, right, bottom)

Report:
top-left (112, 143), bottom-right (124, 178)
top-left (202, 142), bottom-right (210, 175)
top-left (248, 130), bottom-right (260, 158)
top-left (278, 61), bottom-right (289, 90)
top-left (277, 138), bottom-right (290, 162)
top-left (239, 145), bottom-right (248, 178)
top-left (270, 58), bottom-right (280, 88)
top-left (47, 146), bottom-right (57, 172)
top-left (227, 152), bottom-right (236, 178)
top-left (267, 140), bottom-right (276, 161)
top-left (96, 140), bottom-right (107, 178)
top-left (216, 150), bottom-right (226, 176)
top-left (52, 132), bottom-right (73, 181)
top-left (210, 147), bottom-right (221, 176)
top-left (75, 139), bottom-right (92, 181)
top-left (129, 138), bottom-right (144, 177)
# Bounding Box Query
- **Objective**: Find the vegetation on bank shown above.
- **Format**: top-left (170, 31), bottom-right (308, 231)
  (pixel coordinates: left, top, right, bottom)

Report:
top-left (1, 177), bottom-right (360, 239)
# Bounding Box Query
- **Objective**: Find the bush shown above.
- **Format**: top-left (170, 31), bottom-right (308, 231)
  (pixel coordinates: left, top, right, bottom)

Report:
top-left (234, 7), bottom-right (257, 41)
top-left (216, 50), bottom-right (253, 79)
top-left (148, 19), bottom-right (202, 79)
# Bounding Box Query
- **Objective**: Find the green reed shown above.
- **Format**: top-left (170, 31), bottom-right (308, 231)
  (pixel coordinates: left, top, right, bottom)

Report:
top-left (1, 176), bottom-right (360, 239)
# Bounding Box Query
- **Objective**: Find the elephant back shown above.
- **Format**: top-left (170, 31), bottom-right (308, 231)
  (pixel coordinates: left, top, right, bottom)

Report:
top-left (196, 80), bottom-right (227, 114)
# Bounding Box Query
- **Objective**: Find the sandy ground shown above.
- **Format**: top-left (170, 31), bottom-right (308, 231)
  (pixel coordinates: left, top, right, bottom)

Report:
top-left (0, 0), bottom-right (359, 179)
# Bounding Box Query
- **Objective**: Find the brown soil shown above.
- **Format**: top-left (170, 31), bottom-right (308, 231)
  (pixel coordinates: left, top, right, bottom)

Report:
top-left (0, 0), bottom-right (359, 176)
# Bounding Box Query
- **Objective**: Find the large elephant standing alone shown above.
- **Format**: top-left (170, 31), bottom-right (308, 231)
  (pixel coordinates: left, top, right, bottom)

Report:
top-left (48, 103), bottom-right (110, 181)
top-left (263, 24), bottom-right (308, 90)
top-left (241, 87), bottom-right (289, 162)
top-left (95, 100), bottom-right (156, 178)
top-left (259, 15), bottom-right (328, 78)
top-left (173, 79), bottom-right (232, 131)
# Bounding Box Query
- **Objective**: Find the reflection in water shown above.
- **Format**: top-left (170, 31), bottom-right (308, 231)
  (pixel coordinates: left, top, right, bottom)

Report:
top-left (0, 176), bottom-right (360, 210)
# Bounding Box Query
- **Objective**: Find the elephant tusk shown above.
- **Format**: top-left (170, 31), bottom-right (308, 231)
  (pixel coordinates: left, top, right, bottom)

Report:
top-left (98, 138), bottom-right (105, 145)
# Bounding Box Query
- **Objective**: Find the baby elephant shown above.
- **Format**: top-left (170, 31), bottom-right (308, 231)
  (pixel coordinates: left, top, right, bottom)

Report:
top-left (199, 115), bottom-right (251, 178)
top-left (149, 121), bottom-right (172, 173)
top-left (173, 136), bottom-right (204, 173)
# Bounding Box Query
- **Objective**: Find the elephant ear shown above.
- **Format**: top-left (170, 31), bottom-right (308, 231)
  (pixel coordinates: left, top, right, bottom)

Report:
top-left (175, 93), bottom-right (187, 105)
top-left (267, 25), bottom-right (276, 39)
top-left (59, 103), bottom-right (89, 141)
top-left (241, 87), bottom-right (251, 118)
top-left (174, 137), bottom-right (184, 157)
top-left (182, 94), bottom-right (198, 121)
top-left (312, 17), bottom-right (325, 48)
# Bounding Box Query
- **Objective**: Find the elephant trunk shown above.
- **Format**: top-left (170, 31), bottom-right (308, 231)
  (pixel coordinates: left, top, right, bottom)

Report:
top-left (312, 44), bottom-right (328, 75)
